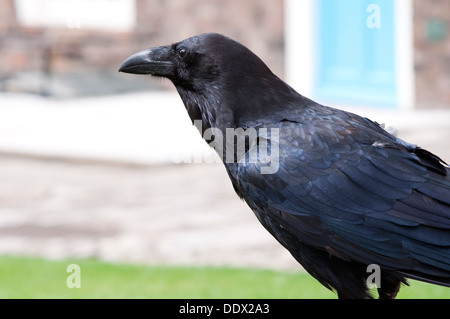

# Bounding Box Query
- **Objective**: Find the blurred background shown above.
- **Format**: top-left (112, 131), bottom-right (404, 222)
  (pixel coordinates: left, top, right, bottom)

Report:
top-left (0, 0), bottom-right (449, 275)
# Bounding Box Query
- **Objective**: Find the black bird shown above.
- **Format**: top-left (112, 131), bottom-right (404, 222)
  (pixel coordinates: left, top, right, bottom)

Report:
top-left (119, 33), bottom-right (450, 299)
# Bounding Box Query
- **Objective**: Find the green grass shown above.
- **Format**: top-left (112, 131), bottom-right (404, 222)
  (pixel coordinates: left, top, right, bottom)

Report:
top-left (0, 255), bottom-right (448, 299)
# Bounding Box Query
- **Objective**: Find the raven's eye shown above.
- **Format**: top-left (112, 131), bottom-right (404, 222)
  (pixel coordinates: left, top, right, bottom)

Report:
top-left (177, 48), bottom-right (187, 59)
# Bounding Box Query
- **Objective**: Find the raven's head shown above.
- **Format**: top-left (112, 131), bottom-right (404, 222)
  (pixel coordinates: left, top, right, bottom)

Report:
top-left (120, 33), bottom-right (266, 91)
top-left (119, 33), bottom-right (301, 128)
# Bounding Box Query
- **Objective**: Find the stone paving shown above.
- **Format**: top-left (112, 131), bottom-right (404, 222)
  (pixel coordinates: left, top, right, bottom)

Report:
top-left (0, 122), bottom-right (449, 271)
top-left (0, 92), bottom-right (449, 271)
top-left (0, 155), bottom-right (300, 270)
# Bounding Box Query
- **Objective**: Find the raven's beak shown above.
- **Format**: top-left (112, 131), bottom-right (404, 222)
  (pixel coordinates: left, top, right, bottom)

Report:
top-left (118, 46), bottom-right (173, 76)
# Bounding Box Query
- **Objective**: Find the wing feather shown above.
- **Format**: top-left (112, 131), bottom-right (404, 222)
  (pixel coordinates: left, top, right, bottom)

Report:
top-left (235, 121), bottom-right (450, 283)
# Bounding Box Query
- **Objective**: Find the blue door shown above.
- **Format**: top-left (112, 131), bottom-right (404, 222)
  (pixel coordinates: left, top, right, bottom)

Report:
top-left (315, 0), bottom-right (397, 108)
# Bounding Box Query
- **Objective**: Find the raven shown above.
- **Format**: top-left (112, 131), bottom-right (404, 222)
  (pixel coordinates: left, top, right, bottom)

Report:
top-left (119, 33), bottom-right (450, 299)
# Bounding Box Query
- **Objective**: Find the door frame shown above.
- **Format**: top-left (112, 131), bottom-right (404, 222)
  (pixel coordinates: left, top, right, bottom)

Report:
top-left (284, 0), bottom-right (414, 110)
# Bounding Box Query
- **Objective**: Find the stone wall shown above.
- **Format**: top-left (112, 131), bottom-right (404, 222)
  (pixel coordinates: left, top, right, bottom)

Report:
top-left (0, 0), bottom-right (285, 81)
top-left (1, 0), bottom-right (450, 109)
top-left (413, 0), bottom-right (450, 109)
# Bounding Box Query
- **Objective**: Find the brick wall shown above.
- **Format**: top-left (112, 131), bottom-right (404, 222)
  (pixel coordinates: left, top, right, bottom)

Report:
top-left (1, 0), bottom-right (449, 109)
top-left (134, 0), bottom-right (284, 76)
top-left (0, 0), bottom-right (285, 81)
top-left (414, 0), bottom-right (450, 109)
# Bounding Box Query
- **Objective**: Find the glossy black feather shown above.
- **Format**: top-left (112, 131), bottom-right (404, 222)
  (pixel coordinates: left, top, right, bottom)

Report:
top-left (120, 33), bottom-right (450, 298)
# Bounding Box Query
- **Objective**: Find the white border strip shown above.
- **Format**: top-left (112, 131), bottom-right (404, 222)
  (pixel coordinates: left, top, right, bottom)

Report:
top-left (284, 0), bottom-right (316, 99)
top-left (395, 0), bottom-right (415, 110)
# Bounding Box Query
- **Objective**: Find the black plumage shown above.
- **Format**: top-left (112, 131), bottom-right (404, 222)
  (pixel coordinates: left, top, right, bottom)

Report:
top-left (119, 33), bottom-right (450, 298)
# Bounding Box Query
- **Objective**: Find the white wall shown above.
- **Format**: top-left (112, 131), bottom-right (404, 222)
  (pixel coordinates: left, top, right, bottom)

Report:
top-left (15, 0), bottom-right (136, 31)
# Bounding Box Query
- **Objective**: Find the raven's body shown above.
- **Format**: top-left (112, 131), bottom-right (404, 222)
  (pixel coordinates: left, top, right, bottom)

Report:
top-left (120, 33), bottom-right (450, 298)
